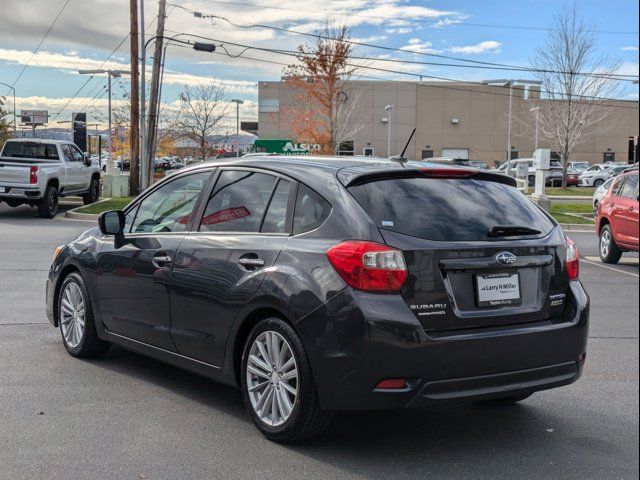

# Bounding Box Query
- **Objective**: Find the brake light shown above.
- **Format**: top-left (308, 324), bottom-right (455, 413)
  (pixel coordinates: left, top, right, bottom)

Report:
top-left (419, 167), bottom-right (475, 177)
top-left (326, 241), bottom-right (407, 292)
top-left (566, 237), bottom-right (579, 280)
top-left (375, 378), bottom-right (408, 390)
top-left (29, 166), bottom-right (38, 184)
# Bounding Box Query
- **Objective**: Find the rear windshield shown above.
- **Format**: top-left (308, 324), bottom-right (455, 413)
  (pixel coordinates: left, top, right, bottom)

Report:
top-left (348, 177), bottom-right (554, 241)
top-left (1, 141), bottom-right (60, 160)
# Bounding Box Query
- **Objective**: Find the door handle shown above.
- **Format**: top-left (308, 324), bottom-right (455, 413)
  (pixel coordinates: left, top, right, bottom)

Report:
top-left (152, 254), bottom-right (172, 267)
top-left (238, 257), bottom-right (265, 268)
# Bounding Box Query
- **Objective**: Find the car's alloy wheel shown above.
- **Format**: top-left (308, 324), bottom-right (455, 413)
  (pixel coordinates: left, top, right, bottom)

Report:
top-left (246, 331), bottom-right (298, 427)
top-left (57, 272), bottom-right (110, 357)
top-left (599, 224), bottom-right (622, 264)
top-left (59, 281), bottom-right (85, 348)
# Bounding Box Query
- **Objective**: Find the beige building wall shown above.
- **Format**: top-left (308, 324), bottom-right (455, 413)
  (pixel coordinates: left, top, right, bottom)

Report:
top-left (258, 80), bottom-right (640, 165)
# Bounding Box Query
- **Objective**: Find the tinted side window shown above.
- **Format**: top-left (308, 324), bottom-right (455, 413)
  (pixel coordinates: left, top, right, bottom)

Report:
top-left (293, 184), bottom-right (331, 235)
top-left (60, 144), bottom-right (74, 162)
top-left (69, 144), bottom-right (84, 162)
top-left (612, 177), bottom-right (627, 196)
top-left (200, 170), bottom-right (277, 232)
top-left (619, 174), bottom-right (638, 200)
top-left (1, 142), bottom-right (60, 160)
top-left (131, 172), bottom-right (210, 233)
top-left (261, 179), bottom-right (291, 233)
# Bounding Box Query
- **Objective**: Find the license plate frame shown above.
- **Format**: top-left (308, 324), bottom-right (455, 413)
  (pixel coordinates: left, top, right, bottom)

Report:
top-left (476, 272), bottom-right (522, 307)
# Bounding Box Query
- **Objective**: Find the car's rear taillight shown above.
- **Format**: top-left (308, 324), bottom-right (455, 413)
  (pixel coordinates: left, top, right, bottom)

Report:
top-left (566, 237), bottom-right (579, 280)
top-left (29, 166), bottom-right (38, 184)
top-left (326, 241), bottom-right (407, 292)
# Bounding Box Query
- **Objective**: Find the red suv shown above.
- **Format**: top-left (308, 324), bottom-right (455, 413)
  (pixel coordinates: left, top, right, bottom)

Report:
top-left (597, 169), bottom-right (639, 263)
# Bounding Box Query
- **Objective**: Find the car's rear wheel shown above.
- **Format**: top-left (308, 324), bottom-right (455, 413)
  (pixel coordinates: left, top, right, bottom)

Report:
top-left (241, 317), bottom-right (332, 442)
top-left (83, 177), bottom-right (100, 205)
top-left (37, 185), bottom-right (58, 218)
top-left (599, 224), bottom-right (622, 264)
top-left (58, 272), bottom-right (110, 357)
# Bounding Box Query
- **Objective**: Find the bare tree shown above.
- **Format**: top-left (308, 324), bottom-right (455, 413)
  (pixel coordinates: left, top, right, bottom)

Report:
top-left (174, 83), bottom-right (228, 160)
top-left (529, 4), bottom-right (620, 187)
top-left (282, 21), bottom-right (365, 154)
top-left (0, 96), bottom-right (12, 145)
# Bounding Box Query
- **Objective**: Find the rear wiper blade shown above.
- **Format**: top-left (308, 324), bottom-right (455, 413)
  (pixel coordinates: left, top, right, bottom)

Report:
top-left (488, 225), bottom-right (542, 237)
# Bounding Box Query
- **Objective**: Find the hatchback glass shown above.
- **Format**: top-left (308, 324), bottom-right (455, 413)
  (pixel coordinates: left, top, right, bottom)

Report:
top-left (348, 177), bottom-right (554, 241)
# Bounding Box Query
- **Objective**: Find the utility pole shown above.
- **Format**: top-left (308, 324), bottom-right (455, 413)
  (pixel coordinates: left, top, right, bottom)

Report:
top-left (384, 104), bottom-right (394, 157)
top-left (129, 0), bottom-right (140, 196)
top-left (145, 0), bottom-right (166, 187)
top-left (139, 0), bottom-right (146, 190)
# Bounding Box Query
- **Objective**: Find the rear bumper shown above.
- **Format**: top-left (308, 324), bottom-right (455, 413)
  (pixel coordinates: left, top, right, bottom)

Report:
top-left (0, 185), bottom-right (42, 200)
top-left (296, 281), bottom-right (589, 411)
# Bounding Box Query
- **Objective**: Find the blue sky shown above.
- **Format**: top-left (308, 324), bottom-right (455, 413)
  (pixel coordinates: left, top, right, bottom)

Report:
top-left (0, 0), bottom-right (638, 128)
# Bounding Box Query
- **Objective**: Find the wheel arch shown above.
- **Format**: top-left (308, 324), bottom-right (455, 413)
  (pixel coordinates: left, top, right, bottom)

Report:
top-left (598, 216), bottom-right (610, 234)
top-left (52, 264), bottom-right (81, 327)
top-left (230, 299), bottom-right (296, 388)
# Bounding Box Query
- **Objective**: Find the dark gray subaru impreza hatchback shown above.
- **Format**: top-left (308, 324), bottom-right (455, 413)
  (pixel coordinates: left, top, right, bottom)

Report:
top-left (46, 156), bottom-right (588, 442)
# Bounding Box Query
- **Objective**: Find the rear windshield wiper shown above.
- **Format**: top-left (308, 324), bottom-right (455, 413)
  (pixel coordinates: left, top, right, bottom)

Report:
top-left (488, 225), bottom-right (542, 237)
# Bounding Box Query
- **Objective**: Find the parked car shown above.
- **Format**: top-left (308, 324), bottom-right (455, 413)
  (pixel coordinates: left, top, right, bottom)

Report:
top-left (579, 164), bottom-right (609, 187)
top-left (494, 160), bottom-right (567, 187)
top-left (568, 161), bottom-right (590, 173)
top-left (596, 170), bottom-right (639, 263)
top-left (592, 177), bottom-right (615, 211)
top-left (469, 160), bottom-right (489, 170)
top-left (423, 157), bottom-right (472, 167)
top-left (580, 164), bottom-right (630, 187)
top-left (46, 157), bottom-right (589, 442)
top-left (565, 167), bottom-right (580, 186)
top-left (0, 138), bottom-right (101, 218)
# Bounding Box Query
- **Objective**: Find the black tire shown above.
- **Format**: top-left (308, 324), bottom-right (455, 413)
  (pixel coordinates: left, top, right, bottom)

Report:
top-left (599, 224), bottom-right (622, 264)
top-left (478, 393), bottom-right (533, 405)
top-left (82, 177), bottom-right (100, 205)
top-left (593, 178), bottom-right (605, 188)
top-left (241, 317), bottom-right (332, 443)
top-left (57, 272), bottom-right (110, 358)
top-left (528, 176), bottom-right (535, 187)
top-left (37, 184), bottom-right (58, 218)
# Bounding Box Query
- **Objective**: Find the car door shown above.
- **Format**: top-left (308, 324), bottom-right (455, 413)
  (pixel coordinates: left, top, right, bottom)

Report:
top-left (169, 168), bottom-right (293, 367)
top-left (614, 173), bottom-right (639, 249)
top-left (95, 170), bottom-right (213, 350)
top-left (68, 143), bottom-right (91, 191)
top-left (60, 144), bottom-right (84, 191)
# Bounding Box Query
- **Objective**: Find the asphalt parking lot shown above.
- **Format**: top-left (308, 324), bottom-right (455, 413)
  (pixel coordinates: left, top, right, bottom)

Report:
top-left (0, 202), bottom-right (638, 480)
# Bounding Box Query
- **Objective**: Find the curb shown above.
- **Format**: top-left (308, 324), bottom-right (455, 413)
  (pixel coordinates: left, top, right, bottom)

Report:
top-left (559, 223), bottom-right (595, 232)
top-left (64, 198), bottom-right (112, 221)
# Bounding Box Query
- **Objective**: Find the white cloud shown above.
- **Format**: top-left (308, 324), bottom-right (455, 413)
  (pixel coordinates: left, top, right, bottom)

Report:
top-left (449, 41), bottom-right (502, 55)
top-left (400, 39), bottom-right (442, 54)
top-left (621, 46), bottom-right (639, 52)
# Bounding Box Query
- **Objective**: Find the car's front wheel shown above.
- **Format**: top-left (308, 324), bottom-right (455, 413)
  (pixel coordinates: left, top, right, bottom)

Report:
top-left (58, 272), bottom-right (110, 357)
top-left (599, 224), bottom-right (622, 264)
top-left (593, 178), bottom-right (605, 188)
top-left (241, 317), bottom-right (332, 442)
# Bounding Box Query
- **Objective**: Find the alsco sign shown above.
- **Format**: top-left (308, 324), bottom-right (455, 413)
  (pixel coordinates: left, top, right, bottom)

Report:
top-left (282, 142), bottom-right (323, 154)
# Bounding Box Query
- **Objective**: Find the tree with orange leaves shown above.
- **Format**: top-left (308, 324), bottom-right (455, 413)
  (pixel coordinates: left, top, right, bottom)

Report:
top-left (281, 22), bottom-right (364, 155)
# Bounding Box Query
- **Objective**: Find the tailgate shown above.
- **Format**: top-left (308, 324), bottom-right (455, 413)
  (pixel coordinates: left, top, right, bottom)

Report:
top-left (380, 229), bottom-right (571, 331)
top-left (0, 161), bottom-right (31, 184)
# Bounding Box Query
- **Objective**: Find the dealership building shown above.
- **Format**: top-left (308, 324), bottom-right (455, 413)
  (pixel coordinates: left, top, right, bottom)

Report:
top-left (256, 80), bottom-right (639, 165)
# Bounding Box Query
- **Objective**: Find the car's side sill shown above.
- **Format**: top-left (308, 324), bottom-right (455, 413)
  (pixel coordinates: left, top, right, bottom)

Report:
top-left (104, 331), bottom-right (237, 388)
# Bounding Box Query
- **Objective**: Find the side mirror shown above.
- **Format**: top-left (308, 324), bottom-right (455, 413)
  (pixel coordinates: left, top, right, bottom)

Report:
top-left (99, 210), bottom-right (127, 248)
top-left (99, 210), bottom-right (124, 235)
top-left (84, 153), bottom-right (92, 167)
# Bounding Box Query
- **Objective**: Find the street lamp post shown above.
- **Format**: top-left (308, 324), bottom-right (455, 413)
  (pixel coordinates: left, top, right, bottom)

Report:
top-left (231, 99), bottom-right (243, 157)
top-left (482, 79), bottom-right (542, 167)
top-left (384, 104), bottom-right (394, 157)
top-left (0, 82), bottom-right (17, 136)
top-left (78, 69), bottom-right (130, 175)
top-left (530, 106), bottom-right (540, 150)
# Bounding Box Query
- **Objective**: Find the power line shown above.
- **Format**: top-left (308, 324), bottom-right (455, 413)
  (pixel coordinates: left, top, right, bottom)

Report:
top-left (10, 0), bottom-right (73, 89)
top-left (193, 0), bottom-right (639, 36)
top-left (173, 5), bottom-right (638, 82)
top-left (163, 30), bottom-right (639, 108)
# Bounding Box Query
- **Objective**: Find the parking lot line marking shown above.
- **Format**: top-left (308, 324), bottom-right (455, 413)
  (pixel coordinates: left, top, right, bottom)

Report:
top-left (581, 258), bottom-right (639, 278)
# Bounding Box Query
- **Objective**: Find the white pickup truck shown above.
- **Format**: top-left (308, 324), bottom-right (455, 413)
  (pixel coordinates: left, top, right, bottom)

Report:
top-left (0, 139), bottom-right (101, 218)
